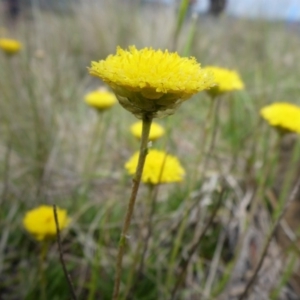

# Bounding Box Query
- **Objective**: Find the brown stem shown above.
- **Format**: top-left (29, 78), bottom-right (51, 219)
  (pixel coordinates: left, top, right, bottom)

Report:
top-left (112, 114), bottom-right (153, 300)
top-left (53, 205), bottom-right (77, 300)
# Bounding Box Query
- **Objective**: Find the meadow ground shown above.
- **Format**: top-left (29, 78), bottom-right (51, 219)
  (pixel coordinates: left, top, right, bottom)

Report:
top-left (1, 1), bottom-right (300, 299)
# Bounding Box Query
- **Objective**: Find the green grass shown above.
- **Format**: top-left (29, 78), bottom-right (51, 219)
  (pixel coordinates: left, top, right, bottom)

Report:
top-left (1, 0), bottom-right (300, 299)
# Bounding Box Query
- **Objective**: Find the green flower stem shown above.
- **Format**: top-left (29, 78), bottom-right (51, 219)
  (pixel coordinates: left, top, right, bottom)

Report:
top-left (182, 13), bottom-right (198, 57)
top-left (112, 114), bottom-right (153, 300)
top-left (172, 0), bottom-right (190, 50)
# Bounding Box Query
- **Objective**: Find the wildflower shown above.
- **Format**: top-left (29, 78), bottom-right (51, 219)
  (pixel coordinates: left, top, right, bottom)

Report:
top-left (84, 88), bottom-right (117, 111)
top-left (260, 102), bottom-right (300, 134)
top-left (125, 149), bottom-right (185, 184)
top-left (0, 38), bottom-right (22, 55)
top-left (23, 205), bottom-right (70, 241)
top-left (130, 121), bottom-right (165, 141)
top-left (202, 66), bottom-right (244, 97)
top-left (89, 46), bottom-right (215, 118)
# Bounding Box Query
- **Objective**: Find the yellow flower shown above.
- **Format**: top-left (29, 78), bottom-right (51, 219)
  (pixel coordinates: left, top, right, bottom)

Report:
top-left (130, 121), bottom-right (165, 141)
top-left (260, 102), bottom-right (300, 134)
top-left (89, 46), bottom-right (215, 118)
top-left (23, 205), bottom-right (70, 241)
top-left (0, 38), bottom-right (22, 55)
top-left (202, 66), bottom-right (244, 97)
top-left (125, 149), bottom-right (185, 184)
top-left (84, 88), bottom-right (117, 111)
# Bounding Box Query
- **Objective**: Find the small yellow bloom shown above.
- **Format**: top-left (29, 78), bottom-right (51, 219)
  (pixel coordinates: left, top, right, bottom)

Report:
top-left (0, 38), bottom-right (22, 55)
top-left (89, 46), bottom-right (215, 118)
top-left (202, 66), bottom-right (244, 97)
top-left (260, 102), bottom-right (300, 134)
top-left (130, 121), bottom-right (165, 141)
top-left (125, 149), bottom-right (185, 184)
top-left (23, 205), bottom-right (70, 241)
top-left (84, 89), bottom-right (117, 111)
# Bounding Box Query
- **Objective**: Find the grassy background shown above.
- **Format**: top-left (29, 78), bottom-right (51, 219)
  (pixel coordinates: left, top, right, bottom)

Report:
top-left (1, 0), bottom-right (300, 299)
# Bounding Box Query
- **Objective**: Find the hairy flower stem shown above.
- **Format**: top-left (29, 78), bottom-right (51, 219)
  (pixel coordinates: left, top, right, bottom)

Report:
top-left (112, 114), bottom-right (152, 300)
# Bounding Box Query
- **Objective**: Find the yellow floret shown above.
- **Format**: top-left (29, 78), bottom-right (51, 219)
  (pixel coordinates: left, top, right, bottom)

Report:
top-left (260, 102), bottom-right (300, 134)
top-left (125, 149), bottom-right (185, 184)
top-left (130, 121), bottom-right (165, 141)
top-left (203, 66), bottom-right (244, 96)
top-left (0, 38), bottom-right (22, 55)
top-left (84, 89), bottom-right (117, 111)
top-left (89, 46), bottom-right (215, 118)
top-left (23, 205), bottom-right (70, 241)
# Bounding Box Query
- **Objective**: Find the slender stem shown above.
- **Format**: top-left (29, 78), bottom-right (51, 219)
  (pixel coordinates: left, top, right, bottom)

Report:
top-left (112, 114), bottom-right (153, 300)
top-left (53, 205), bottom-right (77, 300)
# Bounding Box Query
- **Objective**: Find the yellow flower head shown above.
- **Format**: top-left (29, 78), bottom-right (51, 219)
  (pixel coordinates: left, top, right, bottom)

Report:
top-left (202, 66), bottom-right (244, 97)
top-left (84, 88), bottom-right (117, 111)
top-left (125, 149), bottom-right (185, 184)
top-left (130, 121), bottom-right (165, 141)
top-left (23, 205), bottom-right (70, 241)
top-left (89, 46), bottom-right (215, 118)
top-left (260, 102), bottom-right (300, 134)
top-left (0, 38), bottom-right (22, 55)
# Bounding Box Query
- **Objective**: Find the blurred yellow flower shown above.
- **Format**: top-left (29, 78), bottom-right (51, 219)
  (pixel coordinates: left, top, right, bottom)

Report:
top-left (0, 38), bottom-right (22, 55)
top-left (203, 66), bottom-right (244, 97)
top-left (260, 102), bottom-right (300, 134)
top-left (130, 121), bottom-right (165, 141)
top-left (84, 89), bottom-right (117, 111)
top-left (125, 149), bottom-right (185, 184)
top-left (23, 205), bottom-right (70, 241)
top-left (89, 46), bottom-right (215, 118)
